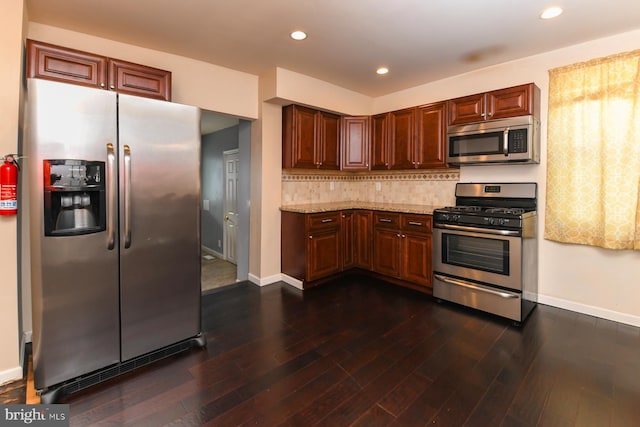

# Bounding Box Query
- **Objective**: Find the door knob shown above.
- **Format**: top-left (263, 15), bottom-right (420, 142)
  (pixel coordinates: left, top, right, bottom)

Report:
top-left (224, 215), bottom-right (229, 221)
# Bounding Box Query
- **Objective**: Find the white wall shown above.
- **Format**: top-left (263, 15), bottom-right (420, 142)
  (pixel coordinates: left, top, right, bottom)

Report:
top-left (0, 0), bottom-right (25, 385)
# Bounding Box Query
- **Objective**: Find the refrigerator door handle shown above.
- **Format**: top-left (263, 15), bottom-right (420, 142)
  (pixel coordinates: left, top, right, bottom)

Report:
top-left (124, 144), bottom-right (132, 249)
top-left (106, 143), bottom-right (116, 250)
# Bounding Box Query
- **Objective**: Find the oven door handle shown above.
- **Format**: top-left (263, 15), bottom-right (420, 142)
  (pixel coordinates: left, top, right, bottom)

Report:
top-left (434, 275), bottom-right (519, 299)
top-left (434, 223), bottom-right (520, 236)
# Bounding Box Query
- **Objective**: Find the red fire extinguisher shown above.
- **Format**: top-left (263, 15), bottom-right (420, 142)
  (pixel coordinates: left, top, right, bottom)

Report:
top-left (0, 154), bottom-right (19, 216)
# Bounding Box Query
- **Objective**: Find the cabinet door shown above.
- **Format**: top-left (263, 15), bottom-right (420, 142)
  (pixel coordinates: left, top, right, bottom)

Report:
top-left (487, 83), bottom-right (535, 120)
top-left (373, 228), bottom-right (401, 278)
top-left (108, 59), bottom-right (172, 101)
top-left (307, 228), bottom-right (341, 281)
top-left (416, 102), bottom-right (448, 168)
top-left (318, 111), bottom-right (341, 170)
top-left (283, 105), bottom-right (318, 169)
top-left (341, 116), bottom-right (370, 170)
top-left (448, 93), bottom-right (485, 125)
top-left (390, 108), bottom-right (416, 169)
top-left (401, 233), bottom-right (432, 287)
top-left (354, 210), bottom-right (373, 270)
top-left (371, 113), bottom-right (391, 170)
top-left (26, 39), bottom-right (108, 89)
top-left (341, 211), bottom-right (355, 270)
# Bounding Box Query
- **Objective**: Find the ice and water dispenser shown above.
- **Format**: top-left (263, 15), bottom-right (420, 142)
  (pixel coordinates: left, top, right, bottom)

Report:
top-left (43, 159), bottom-right (106, 236)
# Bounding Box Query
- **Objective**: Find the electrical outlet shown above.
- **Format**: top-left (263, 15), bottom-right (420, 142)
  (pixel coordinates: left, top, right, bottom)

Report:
top-left (218, 240), bottom-right (221, 247)
top-left (375, 182), bottom-right (381, 191)
top-left (330, 182), bottom-right (335, 191)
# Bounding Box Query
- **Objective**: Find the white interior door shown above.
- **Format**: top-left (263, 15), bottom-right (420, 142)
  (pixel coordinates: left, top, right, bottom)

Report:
top-left (223, 149), bottom-right (239, 264)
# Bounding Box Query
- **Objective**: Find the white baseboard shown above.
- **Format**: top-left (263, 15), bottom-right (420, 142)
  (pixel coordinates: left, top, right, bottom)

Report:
top-left (247, 273), bottom-right (283, 287)
top-left (0, 366), bottom-right (23, 386)
top-left (280, 274), bottom-right (304, 290)
top-left (538, 294), bottom-right (640, 327)
top-left (202, 245), bottom-right (224, 259)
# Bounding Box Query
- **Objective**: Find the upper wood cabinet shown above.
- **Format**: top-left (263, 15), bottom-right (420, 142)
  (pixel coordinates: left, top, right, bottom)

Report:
top-left (448, 83), bottom-right (538, 125)
top-left (372, 103), bottom-right (449, 170)
top-left (390, 108), bottom-right (416, 170)
top-left (371, 109), bottom-right (417, 170)
top-left (283, 105), bottom-right (340, 170)
top-left (341, 116), bottom-right (370, 171)
top-left (26, 39), bottom-right (172, 101)
top-left (107, 59), bottom-right (172, 101)
top-left (371, 113), bottom-right (392, 170)
top-left (416, 101), bottom-right (448, 168)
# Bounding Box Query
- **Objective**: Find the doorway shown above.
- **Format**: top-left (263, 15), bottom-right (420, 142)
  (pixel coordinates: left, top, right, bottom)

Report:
top-left (200, 112), bottom-right (250, 292)
top-left (223, 149), bottom-right (239, 264)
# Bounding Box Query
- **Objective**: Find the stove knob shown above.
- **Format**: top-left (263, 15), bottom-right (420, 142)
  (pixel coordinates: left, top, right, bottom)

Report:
top-left (488, 217), bottom-right (504, 226)
top-left (453, 214), bottom-right (461, 222)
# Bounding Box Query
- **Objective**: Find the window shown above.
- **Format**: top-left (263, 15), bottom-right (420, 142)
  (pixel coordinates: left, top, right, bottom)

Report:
top-left (545, 50), bottom-right (640, 250)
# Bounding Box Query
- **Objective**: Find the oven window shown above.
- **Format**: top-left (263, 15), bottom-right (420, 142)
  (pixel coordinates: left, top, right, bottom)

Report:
top-left (442, 233), bottom-right (509, 275)
top-left (449, 131), bottom-right (504, 157)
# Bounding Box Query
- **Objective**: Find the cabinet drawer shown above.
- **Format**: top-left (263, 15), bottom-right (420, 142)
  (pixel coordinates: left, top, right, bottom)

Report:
top-left (373, 212), bottom-right (400, 229)
top-left (307, 212), bottom-right (341, 230)
top-left (401, 214), bottom-right (432, 234)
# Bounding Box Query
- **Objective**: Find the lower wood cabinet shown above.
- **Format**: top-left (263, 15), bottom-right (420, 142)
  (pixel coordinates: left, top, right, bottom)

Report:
top-left (340, 211), bottom-right (355, 270)
top-left (400, 214), bottom-right (433, 287)
top-left (281, 211), bottom-right (342, 283)
top-left (282, 209), bottom-right (432, 291)
top-left (372, 212), bottom-right (432, 288)
top-left (354, 210), bottom-right (373, 270)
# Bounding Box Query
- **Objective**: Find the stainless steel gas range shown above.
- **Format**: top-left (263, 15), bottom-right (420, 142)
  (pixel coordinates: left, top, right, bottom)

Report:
top-left (432, 183), bottom-right (538, 323)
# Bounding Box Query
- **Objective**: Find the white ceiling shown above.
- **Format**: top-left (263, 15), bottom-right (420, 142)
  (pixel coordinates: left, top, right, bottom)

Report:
top-left (26, 0), bottom-right (640, 98)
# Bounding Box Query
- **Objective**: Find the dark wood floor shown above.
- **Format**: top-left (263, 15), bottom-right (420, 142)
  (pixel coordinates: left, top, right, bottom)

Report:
top-left (58, 274), bottom-right (639, 426)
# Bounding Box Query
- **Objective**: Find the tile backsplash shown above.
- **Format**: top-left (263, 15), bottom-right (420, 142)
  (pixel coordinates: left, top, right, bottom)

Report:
top-left (282, 169), bottom-right (459, 206)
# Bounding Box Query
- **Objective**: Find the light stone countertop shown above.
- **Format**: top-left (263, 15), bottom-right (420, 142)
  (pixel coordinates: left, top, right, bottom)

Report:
top-left (280, 201), bottom-right (444, 215)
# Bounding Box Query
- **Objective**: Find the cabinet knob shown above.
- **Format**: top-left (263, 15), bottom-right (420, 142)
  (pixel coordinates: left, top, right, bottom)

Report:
top-left (110, 85), bottom-right (115, 90)
top-left (402, 234), bottom-right (406, 238)
top-left (309, 235), bottom-right (313, 239)
top-left (100, 82), bottom-right (105, 88)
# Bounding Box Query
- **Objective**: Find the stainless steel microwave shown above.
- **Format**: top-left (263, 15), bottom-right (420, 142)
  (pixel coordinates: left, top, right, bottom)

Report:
top-left (446, 115), bottom-right (540, 165)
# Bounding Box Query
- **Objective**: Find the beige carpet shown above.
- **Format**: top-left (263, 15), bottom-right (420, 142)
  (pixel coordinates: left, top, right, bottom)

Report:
top-left (202, 255), bottom-right (237, 292)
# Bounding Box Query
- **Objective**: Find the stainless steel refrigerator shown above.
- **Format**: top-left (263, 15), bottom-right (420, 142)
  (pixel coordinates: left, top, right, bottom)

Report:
top-left (26, 78), bottom-right (204, 401)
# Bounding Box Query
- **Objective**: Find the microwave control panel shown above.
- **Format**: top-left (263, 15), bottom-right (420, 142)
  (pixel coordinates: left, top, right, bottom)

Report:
top-left (508, 129), bottom-right (528, 153)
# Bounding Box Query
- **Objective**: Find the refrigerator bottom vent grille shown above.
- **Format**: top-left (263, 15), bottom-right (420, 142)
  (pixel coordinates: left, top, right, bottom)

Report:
top-left (40, 333), bottom-right (206, 403)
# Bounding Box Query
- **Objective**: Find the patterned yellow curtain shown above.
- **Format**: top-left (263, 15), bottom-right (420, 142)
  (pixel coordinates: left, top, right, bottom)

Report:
top-left (545, 50), bottom-right (640, 250)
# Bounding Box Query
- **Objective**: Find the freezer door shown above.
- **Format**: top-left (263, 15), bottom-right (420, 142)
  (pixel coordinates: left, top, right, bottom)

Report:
top-left (26, 79), bottom-right (120, 389)
top-left (118, 94), bottom-right (202, 360)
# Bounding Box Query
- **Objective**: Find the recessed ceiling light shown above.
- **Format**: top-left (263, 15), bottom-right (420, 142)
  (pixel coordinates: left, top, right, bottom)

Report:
top-left (376, 67), bottom-right (389, 75)
top-left (540, 6), bottom-right (563, 19)
top-left (290, 31), bottom-right (307, 41)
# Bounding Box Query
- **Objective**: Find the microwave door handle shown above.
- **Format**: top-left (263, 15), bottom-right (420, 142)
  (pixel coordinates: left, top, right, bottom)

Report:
top-left (503, 128), bottom-right (509, 156)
